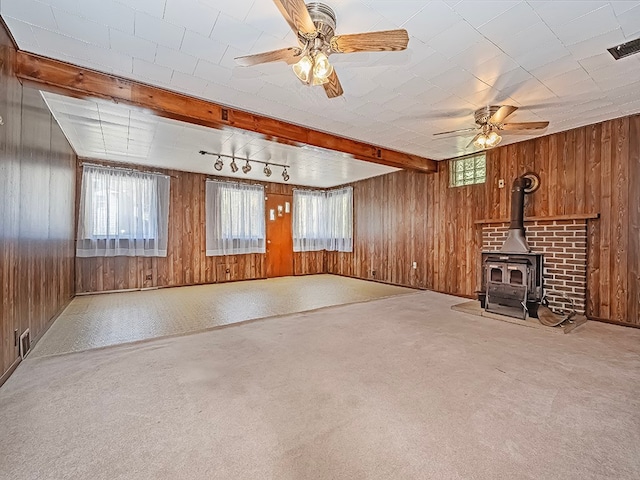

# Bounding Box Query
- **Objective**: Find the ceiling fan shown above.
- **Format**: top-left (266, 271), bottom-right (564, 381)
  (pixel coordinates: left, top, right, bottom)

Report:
top-left (234, 0), bottom-right (409, 98)
top-left (433, 105), bottom-right (549, 150)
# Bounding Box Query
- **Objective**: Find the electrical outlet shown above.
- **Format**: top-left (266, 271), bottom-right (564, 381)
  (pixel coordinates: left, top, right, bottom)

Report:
top-left (498, 179), bottom-right (505, 188)
top-left (412, 261), bottom-right (417, 269)
top-left (372, 270), bottom-right (376, 277)
top-left (145, 274), bottom-right (152, 281)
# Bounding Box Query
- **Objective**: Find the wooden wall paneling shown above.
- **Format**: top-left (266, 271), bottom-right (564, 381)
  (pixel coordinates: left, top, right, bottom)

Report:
top-left (629, 115), bottom-right (640, 325)
top-left (0, 20), bottom-right (77, 384)
top-left (585, 124), bottom-right (602, 318)
top-left (611, 117), bottom-right (629, 322)
top-left (599, 120), bottom-right (612, 319)
top-left (332, 114), bottom-right (637, 326)
top-left (574, 127), bottom-right (586, 213)
top-left (534, 136), bottom-right (550, 217)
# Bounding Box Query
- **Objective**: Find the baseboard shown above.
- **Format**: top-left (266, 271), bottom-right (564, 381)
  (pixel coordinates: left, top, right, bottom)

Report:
top-left (326, 272), bottom-right (427, 291)
top-left (587, 315), bottom-right (640, 329)
top-left (0, 357), bottom-right (21, 388)
top-left (0, 294), bottom-right (74, 389)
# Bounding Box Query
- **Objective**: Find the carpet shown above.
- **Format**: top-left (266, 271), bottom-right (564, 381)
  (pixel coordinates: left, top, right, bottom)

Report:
top-left (1, 290), bottom-right (639, 479)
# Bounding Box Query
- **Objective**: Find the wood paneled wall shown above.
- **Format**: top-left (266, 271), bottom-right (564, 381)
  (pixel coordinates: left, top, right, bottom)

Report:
top-left (75, 162), bottom-right (323, 293)
top-left (0, 21), bottom-right (77, 384)
top-left (328, 114), bottom-right (640, 327)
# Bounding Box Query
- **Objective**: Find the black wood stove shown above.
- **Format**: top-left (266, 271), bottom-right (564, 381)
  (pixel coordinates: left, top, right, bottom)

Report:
top-left (479, 173), bottom-right (543, 319)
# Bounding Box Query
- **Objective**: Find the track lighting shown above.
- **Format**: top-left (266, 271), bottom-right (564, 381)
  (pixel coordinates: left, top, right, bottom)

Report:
top-left (199, 150), bottom-right (290, 182)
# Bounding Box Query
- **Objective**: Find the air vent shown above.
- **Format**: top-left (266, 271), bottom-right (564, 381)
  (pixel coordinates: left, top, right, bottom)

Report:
top-left (19, 329), bottom-right (31, 359)
top-left (607, 37), bottom-right (640, 60)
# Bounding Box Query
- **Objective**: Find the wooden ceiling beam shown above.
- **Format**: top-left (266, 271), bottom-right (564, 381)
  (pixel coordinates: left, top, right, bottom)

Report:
top-left (15, 51), bottom-right (438, 173)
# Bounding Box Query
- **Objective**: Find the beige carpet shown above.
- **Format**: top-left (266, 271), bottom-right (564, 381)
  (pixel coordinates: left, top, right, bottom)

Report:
top-left (1, 290), bottom-right (639, 479)
top-left (32, 275), bottom-right (416, 357)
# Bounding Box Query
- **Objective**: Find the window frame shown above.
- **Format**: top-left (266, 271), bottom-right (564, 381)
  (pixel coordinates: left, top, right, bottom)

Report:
top-left (450, 153), bottom-right (487, 187)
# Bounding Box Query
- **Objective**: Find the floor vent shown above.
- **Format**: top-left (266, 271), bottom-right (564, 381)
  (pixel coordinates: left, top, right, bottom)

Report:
top-left (608, 37), bottom-right (640, 60)
top-left (19, 329), bottom-right (31, 359)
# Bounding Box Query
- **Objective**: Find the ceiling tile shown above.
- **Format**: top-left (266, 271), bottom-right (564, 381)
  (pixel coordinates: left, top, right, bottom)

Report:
top-left (531, 0), bottom-right (609, 27)
top-left (163, 0), bottom-right (220, 37)
top-left (402, 1), bottom-right (461, 44)
top-left (51, 9), bottom-right (110, 48)
top-left (3, 0), bottom-right (58, 29)
top-left (155, 46), bottom-right (198, 75)
top-left (180, 30), bottom-right (227, 65)
top-left (452, 0), bottom-right (520, 28)
top-left (115, 0), bottom-right (166, 17)
top-left (109, 29), bottom-right (157, 62)
top-left (74, 0), bottom-right (136, 34)
top-left (210, 12), bottom-right (263, 52)
top-left (134, 11), bottom-right (185, 49)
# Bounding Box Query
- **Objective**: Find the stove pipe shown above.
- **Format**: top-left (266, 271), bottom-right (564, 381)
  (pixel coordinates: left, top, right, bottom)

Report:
top-left (501, 174), bottom-right (538, 253)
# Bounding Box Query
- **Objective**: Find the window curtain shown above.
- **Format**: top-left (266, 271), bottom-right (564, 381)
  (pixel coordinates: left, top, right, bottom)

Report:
top-left (325, 186), bottom-right (353, 252)
top-left (293, 189), bottom-right (328, 252)
top-left (76, 165), bottom-right (170, 257)
top-left (293, 186), bottom-right (353, 252)
top-left (206, 180), bottom-right (265, 256)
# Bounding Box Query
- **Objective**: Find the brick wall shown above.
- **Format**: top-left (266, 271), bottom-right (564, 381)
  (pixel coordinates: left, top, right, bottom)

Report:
top-left (481, 220), bottom-right (588, 315)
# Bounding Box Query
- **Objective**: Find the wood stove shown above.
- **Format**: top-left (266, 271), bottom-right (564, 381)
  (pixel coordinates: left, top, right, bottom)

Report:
top-left (479, 173), bottom-right (543, 319)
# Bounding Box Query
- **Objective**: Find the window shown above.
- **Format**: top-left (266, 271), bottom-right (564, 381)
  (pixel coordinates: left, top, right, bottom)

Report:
top-left (76, 165), bottom-right (170, 257)
top-left (206, 181), bottom-right (265, 256)
top-left (450, 153), bottom-right (486, 187)
top-left (293, 186), bottom-right (353, 252)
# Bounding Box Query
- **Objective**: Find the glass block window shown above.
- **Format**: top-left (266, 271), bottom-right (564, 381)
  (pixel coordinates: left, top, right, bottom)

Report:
top-left (450, 153), bottom-right (486, 187)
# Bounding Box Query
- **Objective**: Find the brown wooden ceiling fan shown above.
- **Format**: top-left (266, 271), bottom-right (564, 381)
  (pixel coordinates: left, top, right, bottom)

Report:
top-left (433, 105), bottom-right (550, 149)
top-left (234, 0), bottom-right (409, 98)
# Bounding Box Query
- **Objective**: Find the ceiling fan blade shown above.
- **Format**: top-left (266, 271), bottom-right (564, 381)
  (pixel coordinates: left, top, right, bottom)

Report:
top-left (489, 105), bottom-right (518, 124)
top-left (235, 47), bottom-right (302, 67)
top-left (433, 127), bottom-right (477, 136)
top-left (323, 69), bottom-right (343, 98)
top-left (467, 133), bottom-right (482, 149)
top-left (330, 29), bottom-right (409, 54)
top-left (272, 0), bottom-right (316, 35)
top-left (501, 121), bottom-right (550, 131)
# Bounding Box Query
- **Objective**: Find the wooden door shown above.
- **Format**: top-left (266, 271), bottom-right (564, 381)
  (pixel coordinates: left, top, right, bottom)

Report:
top-left (265, 193), bottom-right (293, 277)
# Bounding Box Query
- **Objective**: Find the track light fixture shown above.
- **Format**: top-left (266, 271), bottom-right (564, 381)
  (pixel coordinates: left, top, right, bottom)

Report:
top-left (199, 150), bottom-right (290, 182)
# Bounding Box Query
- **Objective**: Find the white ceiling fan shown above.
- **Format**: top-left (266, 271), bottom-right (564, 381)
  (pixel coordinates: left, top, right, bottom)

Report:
top-left (235, 0), bottom-right (409, 98)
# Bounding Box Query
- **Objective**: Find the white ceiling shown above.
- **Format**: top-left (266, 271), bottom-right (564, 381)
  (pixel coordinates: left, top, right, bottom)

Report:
top-left (42, 91), bottom-right (397, 187)
top-left (3, 0), bottom-right (640, 165)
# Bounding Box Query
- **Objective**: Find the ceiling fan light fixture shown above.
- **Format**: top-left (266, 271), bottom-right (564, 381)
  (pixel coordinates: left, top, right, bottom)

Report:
top-left (312, 52), bottom-right (333, 83)
top-left (486, 131), bottom-right (502, 148)
top-left (293, 55), bottom-right (313, 84)
top-left (474, 134), bottom-right (487, 149)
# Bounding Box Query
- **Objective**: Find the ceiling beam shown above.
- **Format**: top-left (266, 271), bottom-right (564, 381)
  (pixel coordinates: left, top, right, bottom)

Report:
top-left (15, 51), bottom-right (438, 173)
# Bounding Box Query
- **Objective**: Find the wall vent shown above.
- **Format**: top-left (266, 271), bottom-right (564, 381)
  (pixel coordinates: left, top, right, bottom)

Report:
top-left (607, 37), bottom-right (640, 60)
top-left (19, 329), bottom-right (31, 359)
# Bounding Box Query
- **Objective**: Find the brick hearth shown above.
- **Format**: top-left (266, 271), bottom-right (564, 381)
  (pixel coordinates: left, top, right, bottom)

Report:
top-left (482, 219), bottom-right (587, 315)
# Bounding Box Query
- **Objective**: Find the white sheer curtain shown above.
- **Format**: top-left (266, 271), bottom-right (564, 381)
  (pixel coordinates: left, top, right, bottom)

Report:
top-left (206, 180), bottom-right (265, 256)
top-left (293, 189), bottom-right (328, 252)
top-left (293, 187), bottom-right (353, 252)
top-left (76, 165), bottom-right (170, 257)
top-left (326, 186), bottom-right (353, 252)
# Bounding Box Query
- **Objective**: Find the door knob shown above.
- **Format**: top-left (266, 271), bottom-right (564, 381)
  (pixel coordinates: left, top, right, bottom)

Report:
top-left (267, 240), bottom-right (271, 244)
